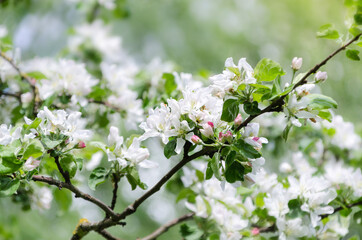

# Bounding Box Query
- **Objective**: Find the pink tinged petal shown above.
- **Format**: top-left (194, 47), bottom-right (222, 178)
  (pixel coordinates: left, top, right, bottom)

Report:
top-left (191, 135), bottom-right (202, 144)
top-left (207, 121), bottom-right (214, 128)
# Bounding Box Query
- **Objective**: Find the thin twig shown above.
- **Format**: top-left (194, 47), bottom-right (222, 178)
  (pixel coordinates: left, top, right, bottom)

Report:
top-left (139, 213), bottom-right (195, 240)
top-left (0, 51), bottom-right (38, 114)
top-left (32, 175), bottom-right (118, 219)
top-left (321, 199), bottom-right (362, 219)
top-left (96, 230), bottom-right (120, 240)
top-left (0, 90), bottom-right (21, 101)
top-left (235, 33), bottom-right (362, 132)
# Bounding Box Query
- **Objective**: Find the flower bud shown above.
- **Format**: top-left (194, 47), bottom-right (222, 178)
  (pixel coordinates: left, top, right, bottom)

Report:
top-left (23, 157), bottom-right (41, 171)
top-left (251, 228), bottom-right (260, 236)
top-left (21, 92), bottom-right (33, 104)
top-left (200, 122), bottom-right (214, 138)
top-left (77, 141), bottom-right (86, 149)
top-left (291, 57), bottom-right (303, 71)
top-left (315, 71), bottom-right (327, 83)
top-left (234, 114), bottom-right (243, 127)
top-left (191, 135), bottom-right (202, 144)
top-left (219, 131), bottom-right (233, 143)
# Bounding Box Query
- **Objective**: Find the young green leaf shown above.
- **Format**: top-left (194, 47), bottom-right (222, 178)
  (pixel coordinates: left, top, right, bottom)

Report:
top-left (316, 24), bottom-right (340, 39)
top-left (163, 73), bottom-right (177, 95)
top-left (88, 167), bottom-right (108, 191)
top-left (0, 177), bottom-right (20, 197)
top-left (346, 49), bottom-right (360, 61)
top-left (254, 58), bottom-right (285, 82)
top-left (221, 98), bottom-right (239, 122)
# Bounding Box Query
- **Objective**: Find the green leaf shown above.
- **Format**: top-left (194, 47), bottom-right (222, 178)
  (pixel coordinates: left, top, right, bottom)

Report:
top-left (24, 118), bottom-right (42, 130)
top-left (308, 94), bottom-right (338, 110)
top-left (318, 110), bottom-right (333, 122)
top-left (221, 98), bottom-right (239, 122)
top-left (41, 136), bottom-right (64, 149)
top-left (88, 167), bottom-right (108, 191)
top-left (254, 58), bottom-right (285, 82)
top-left (163, 73), bottom-right (177, 95)
top-left (346, 49), bottom-right (360, 61)
top-left (164, 138), bottom-right (178, 159)
top-left (234, 139), bottom-right (261, 159)
top-left (205, 163), bottom-right (213, 180)
top-left (23, 140), bottom-right (44, 159)
top-left (317, 24), bottom-right (340, 39)
top-left (255, 193), bottom-right (266, 207)
top-left (0, 158), bottom-right (22, 174)
top-left (288, 199), bottom-right (302, 209)
top-left (282, 123), bottom-right (293, 141)
top-left (0, 177), bottom-right (20, 197)
top-left (26, 71), bottom-right (47, 80)
top-left (355, 11), bottom-right (362, 25)
top-left (126, 167), bottom-right (147, 190)
top-left (224, 160), bottom-right (245, 183)
top-left (237, 186), bottom-right (254, 196)
top-left (210, 153), bottom-right (221, 180)
top-left (60, 154), bottom-right (77, 179)
top-left (340, 208), bottom-right (353, 217)
top-left (53, 189), bottom-right (72, 211)
top-left (243, 101), bottom-right (261, 115)
top-left (75, 158), bottom-right (83, 171)
top-left (225, 150), bottom-right (236, 168)
top-left (176, 188), bottom-right (195, 203)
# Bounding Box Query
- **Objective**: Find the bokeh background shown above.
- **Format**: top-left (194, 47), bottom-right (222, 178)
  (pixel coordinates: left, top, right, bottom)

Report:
top-left (0, 0), bottom-right (361, 239)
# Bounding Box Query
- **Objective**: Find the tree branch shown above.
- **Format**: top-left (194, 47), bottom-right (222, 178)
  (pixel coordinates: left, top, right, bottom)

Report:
top-left (32, 175), bottom-right (118, 219)
top-left (110, 173), bottom-right (120, 211)
top-left (321, 199), bottom-right (362, 219)
top-left (72, 146), bottom-right (214, 239)
top-left (69, 33), bottom-right (362, 238)
top-left (96, 229), bottom-right (120, 240)
top-left (54, 155), bottom-right (71, 184)
top-left (235, 33), bottom-right (362, 132)
top-left (139, 213), bottom-right (195, 240)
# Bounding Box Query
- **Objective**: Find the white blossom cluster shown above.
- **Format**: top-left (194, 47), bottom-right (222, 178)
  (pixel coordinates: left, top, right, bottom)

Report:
top-left (22, 58), bottom-right (98, 105)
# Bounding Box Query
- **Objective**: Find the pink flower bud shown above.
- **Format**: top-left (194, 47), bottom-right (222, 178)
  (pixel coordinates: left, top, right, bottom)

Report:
top-left (234, 114), bottom-right (243, 126)
top-left (191, 135), bottom-right (202, 144)
top-left (219, 131), bottom-right (233, 143)
top-left (207, 121), bottom-right (214, 128)
top-left (77, 141), bottom-right (86, 149)
top-left (291, 57), bottom-right (303, 71)
top-left (251, 227), bottom-right (260, 236)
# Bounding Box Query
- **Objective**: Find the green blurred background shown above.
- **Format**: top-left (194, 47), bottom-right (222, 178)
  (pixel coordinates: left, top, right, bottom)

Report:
top-left (0, 0), bottom-right (361, 239)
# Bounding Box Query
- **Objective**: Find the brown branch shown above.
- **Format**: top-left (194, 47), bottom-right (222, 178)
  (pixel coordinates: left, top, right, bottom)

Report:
top-left (139, 213), bottom-right (195, 240)
top-left (96, 230), bottom-right (120, 240)
top-left (54, 155), bottom-right (71, 184)
top-left (72, 145), bottom-right (213, 239)
top-left (0, 90), bottom-right (21, 100)
top-left (235, 33), bottom-right (362, 132)
top-left (110, 173), bottom-right (120, 211)
top-left (32, 175), bottom-right (118, 219)
top-left (70, 33), bottom-right (362, 239)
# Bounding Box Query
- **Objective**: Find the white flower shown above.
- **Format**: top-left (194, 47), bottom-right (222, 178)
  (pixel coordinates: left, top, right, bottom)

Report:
top-left (0, 124), bottom-right (21, 146)
top-left (279, 162), bottom-right (293, 173)
top-left (243, 123), bottom-right (268, 150)
top-left (37, 107), bottom-right (92, 144)
top-left (210, 57), bottom-right (256, 98)
top-left (185, 195), bottom-right (208, 218)
top-left (21, 92), bottom-right (33, 104)
top-left (291, 57), bottom-right (303, 71)
top-left (86, 152), bottom-right (103, 171)
top-left (315, 71), bottom-right (327, 83)
top-left (23, 157), bottom-right (41, 171)
top-left (264, 184), bottom-right (290, 218)
top-left (295, 83), bottom-right (315, 97)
